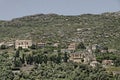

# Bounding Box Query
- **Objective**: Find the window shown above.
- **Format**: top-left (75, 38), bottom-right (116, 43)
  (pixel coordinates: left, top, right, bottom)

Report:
top-left (21, 42), bottom-right (23, 45)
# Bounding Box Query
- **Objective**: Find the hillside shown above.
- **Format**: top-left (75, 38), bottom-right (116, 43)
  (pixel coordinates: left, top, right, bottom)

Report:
top-left (0, 12), bottom-right (120, 50)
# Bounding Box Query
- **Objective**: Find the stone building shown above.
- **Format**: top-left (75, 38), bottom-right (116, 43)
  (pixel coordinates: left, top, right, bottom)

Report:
top-left (90, 61), bottom-right (100, 68)
top-left (102, 60), bottom-right (114, 66)
top-left (15, 40), bottom-right (32, 49)
top-left (69, 51), bottom-right (91, 64)
top-left (69, 52), bottom-right (84, 63)
top-left (37, 42), bottom-right (46, 48)
top-left (68, 43), bottom-right (77, 52)
top-left (69, 50), bottom-right (95, 63)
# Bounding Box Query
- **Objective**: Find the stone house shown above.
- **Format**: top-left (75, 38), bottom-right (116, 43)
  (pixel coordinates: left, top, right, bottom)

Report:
top-left (15, 40), bottom-right (32, 49)
top-left (69, 51), bottom-right (90, 63)
top-left (37, 42), bottom-right (46, 48)
top-left (69, 52), bottom-right (84, 63)
top-left (90, 61), bottom-right (100, 68)
top-left (68, 43), bottom-right (77, 52)
top-left (102, 60), bottom-right (114, 66)
top-left (69, 51), bottom-right (94, 63)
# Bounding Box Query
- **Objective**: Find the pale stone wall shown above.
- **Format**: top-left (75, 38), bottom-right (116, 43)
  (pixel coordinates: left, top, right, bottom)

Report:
top-left (15, 40), bottom-right (32, 49)
top-left (68, 43), bottom-right (76, 51)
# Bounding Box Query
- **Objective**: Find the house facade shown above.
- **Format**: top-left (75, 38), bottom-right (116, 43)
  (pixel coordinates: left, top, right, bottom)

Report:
top-left (15, 40), bottom-right (32, 49)
top-left (69, 50), bottom-right (96, 64)
top-left (37, 42), bottom-right (46, 48)
top-left (68, 43), bottom-right (77, 52)
top-left (102, 60), bottom-right (114, 66)
top-left (90, 61), bottom-right (100, 68)
top-left (69, 52), bottom-right (83, 63)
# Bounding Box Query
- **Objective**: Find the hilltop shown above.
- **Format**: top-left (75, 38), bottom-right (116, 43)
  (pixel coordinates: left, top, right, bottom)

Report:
top-left (0, 11), bottom-right (120, 50)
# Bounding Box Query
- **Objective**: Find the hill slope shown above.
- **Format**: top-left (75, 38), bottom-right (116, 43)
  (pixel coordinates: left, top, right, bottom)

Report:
top-left (0, 12), bottom-right (120, 50)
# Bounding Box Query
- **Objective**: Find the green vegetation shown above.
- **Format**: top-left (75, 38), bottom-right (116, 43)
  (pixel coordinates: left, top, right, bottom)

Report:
top-left (0, 43), bottom-right (119, 80)
top-left (95, 52), bottom-right (120, 66)
top-left (0, 50), bottom-right (120, 80)
top-left (0, 53), bottom-right (14, 80)
top-left (25, 63), bottom-right (119, 80)
top-left (0, 12), bottom-right (120, 49)
top-left (0, 11), bottom-right (120, 79)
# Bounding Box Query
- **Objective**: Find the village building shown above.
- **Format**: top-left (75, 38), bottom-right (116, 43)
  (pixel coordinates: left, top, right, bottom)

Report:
top-left (37, 42), bottom-right (46, 48)
top-left (15, 40), bottom-right (32, 49)
top-left (102, 60), bottom-right (114, 67)
top-left (68, 43), bottom-right (77, 52)
top-left (69, 51), bottom-right (95, 63)
top-left (90, 61), bottom-right (100, 68)
top-left (69, 43), bottom-right (97, 63)
top-left (69, 52), bottom-right (84, 63)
